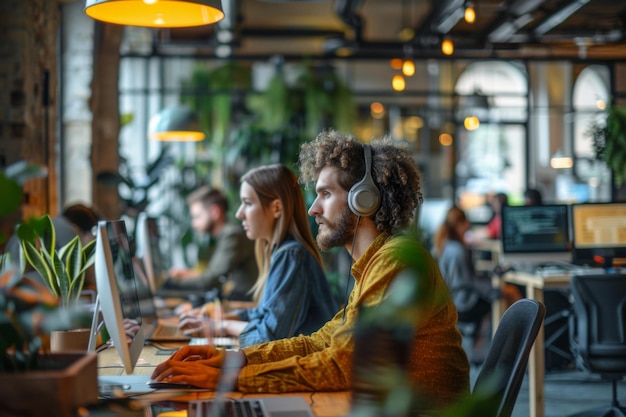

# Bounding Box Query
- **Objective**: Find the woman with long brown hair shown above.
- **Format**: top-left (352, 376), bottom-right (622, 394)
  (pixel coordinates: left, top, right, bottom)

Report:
top-left (434, 205), bottom-right (492, 362)
top-left (181, 164), bottom-right (338, 348)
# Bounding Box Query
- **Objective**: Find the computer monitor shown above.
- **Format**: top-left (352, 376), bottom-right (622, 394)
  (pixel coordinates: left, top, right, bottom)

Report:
top-left (571, 202), bottom-right (626, 266)
top-left (417, 198), bottom-right (453, 241)
top-left (135, 213), bottom-right (168, 295)
top-left (95, 219), bottom-right (145, 375)
top-left (500, 204), bottom-right (572, 266)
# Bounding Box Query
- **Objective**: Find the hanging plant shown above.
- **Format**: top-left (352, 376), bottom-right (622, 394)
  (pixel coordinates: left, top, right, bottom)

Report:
top-left (587, 105), bottom-right (626, 185)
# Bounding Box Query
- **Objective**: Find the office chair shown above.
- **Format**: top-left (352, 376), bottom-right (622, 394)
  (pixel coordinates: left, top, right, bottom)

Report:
top-left (568, 274), bottom-right (626, 417)
top-left (473, 298), bottom-right (546, 417)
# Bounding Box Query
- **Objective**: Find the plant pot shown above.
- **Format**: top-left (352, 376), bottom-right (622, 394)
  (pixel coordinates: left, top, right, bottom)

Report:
top-left (0, 352), bottom-right (98, 417)
top-left (50, 328), bottom-right (91, 352)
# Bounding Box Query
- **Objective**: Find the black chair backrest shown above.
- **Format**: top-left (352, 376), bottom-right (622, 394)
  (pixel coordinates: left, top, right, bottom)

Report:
top-left (473, 298), bottom-right (546, 417)
top-left (569, 274), bottom-right (626, 370)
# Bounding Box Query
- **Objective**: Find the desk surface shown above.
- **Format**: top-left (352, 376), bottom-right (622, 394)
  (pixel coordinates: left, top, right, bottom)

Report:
top-left (98, 344), bottom-right (352, 417)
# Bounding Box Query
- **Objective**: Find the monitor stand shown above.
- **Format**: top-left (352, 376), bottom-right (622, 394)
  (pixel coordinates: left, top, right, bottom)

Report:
top-left (87, 295), bottom-right (104, 353)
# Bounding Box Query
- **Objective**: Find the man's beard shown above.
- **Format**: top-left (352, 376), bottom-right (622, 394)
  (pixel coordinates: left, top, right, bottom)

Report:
top-left (315, 208), bottom-right (356, 252)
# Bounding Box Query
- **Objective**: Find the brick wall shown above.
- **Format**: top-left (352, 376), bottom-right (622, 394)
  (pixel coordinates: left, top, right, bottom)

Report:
top-left (0, 0), bottom-right (60, 218)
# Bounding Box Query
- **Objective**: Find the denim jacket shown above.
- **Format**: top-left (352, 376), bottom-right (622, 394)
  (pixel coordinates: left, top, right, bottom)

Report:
top-left (235, 238), bottom-right (339, 347)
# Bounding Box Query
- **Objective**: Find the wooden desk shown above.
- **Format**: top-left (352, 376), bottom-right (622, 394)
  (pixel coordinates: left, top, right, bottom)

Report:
top-left (492, 271), bottom-right (571, 417)
top-left (98, 344), bottom-right (351, 417)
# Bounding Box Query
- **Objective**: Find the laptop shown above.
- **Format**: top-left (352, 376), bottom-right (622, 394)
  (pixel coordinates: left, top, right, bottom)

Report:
top-left (185, 352), bottom-right (316, 417)
top-left (187, 396), bottom-right (316, 417)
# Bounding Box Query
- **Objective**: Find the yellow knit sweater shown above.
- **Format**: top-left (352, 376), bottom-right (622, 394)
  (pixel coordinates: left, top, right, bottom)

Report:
top-left (238, 232), bottom-right (470, 408)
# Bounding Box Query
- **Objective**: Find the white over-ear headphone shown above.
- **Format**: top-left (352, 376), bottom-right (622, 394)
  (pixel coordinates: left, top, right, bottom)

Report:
top-left (348, 143), bottom-right (381, 217)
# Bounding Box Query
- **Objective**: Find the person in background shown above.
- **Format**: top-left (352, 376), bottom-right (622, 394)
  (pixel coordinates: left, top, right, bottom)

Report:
top-left (62, 203), bottom-right (101, 245)
top-left (484, 192), bottom-right (508, 239)
top-left (166, 186), bottom-right (257, 302)
top-left (434, 206), bottom-right (492, 364)
top-left (152, 130), bottom-right (469, 412)
top-left (524, 188), bottom-right (543, 206)
top-left (180, 164), bottom-right (338, 348)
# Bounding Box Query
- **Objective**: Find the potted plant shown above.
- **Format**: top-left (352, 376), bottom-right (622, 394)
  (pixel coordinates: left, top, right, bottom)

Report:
top-left (17, 214), bottom-right (97, 352)
top-left (0, 168), bottom-right (98, 417)
top-left (0, 262), bottom-right (98, 416)
top-left (587, 104), bottom-right (626, 186)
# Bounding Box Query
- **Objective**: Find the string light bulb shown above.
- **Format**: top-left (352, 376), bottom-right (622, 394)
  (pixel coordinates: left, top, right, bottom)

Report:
top-left (392, 74), bottom-right (406, 92)
top-left (464, 2), bottom-right (476, 24)
top-left (390, 58), bottom-right (403, 70)
top-left (441, 38), bottom-right (454, 55)
top-left (402, 60), bottom-right (415, 77)
top-left (464, 116), bottom-right (480, 131)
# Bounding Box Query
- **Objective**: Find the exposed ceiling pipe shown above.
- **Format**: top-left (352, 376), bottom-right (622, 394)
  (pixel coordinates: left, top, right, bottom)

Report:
top-left (333, 0), bottom-right (364, 41)
top-left (414, 0), bottom-right (464, 37)
top-left (532, 0), bottom-right (591, 36)
top-left (484, 0), bottom-right (545, 43)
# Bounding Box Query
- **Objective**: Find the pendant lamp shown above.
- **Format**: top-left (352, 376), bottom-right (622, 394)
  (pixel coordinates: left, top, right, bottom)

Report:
top-left (148, 105), bottom-right (205, 142)
top-left (84, 0), bottom-right (224, 28)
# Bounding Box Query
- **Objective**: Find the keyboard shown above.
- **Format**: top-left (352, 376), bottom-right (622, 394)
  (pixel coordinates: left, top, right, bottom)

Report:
top-left (144, 320), bottom-right (190, 342)
top-left (189, 399), bottom-right (265, 417)
top-left (189, 336), bottom-right (238, 348)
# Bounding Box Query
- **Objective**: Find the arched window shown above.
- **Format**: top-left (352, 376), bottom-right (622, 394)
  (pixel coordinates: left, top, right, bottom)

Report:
top-left (572, 65), bottom-right (611, 202)
top-left (454, 61), bottom-right (528, 223)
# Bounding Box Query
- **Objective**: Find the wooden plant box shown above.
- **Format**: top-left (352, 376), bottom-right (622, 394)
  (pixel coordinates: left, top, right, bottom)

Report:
top-left (0, 352), bottom-right (98, 417)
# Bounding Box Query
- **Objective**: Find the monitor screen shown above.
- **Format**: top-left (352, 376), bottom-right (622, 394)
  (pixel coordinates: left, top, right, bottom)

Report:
top-left (571, 202), bottom-right (626, 266)
top-left (95, 220), bottom-right (145, 375)
top-left (136, 213), bottom-right (168, 294)
top-left (417, 198), bottom-right (453, 239)
top-left (500, 204), bottom-right (571, 265)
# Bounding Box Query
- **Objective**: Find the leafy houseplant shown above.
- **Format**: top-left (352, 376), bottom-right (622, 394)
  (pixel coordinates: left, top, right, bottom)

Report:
top-left (587, 105), bottom-right (626, 186)
top-left (0, 168), bottom-right (98, 417)
top-left (18, 214), bottom-right (96, 308)
top-left (0, 265), bottom-right (98, 416)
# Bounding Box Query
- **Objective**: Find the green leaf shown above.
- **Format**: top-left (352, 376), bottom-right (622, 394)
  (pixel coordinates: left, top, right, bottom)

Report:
top-left (43, 249), bottom-right (69, 306)
top-left (0, 172), bottom-right (22, 218)
top-left (62, 238), bottom-right (82, 300)
top-left (20, 241), bottom-right (58, 297)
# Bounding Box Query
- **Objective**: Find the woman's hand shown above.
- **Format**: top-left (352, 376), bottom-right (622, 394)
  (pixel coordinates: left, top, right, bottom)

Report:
top-left (178, 311), bottom-right (210, 336)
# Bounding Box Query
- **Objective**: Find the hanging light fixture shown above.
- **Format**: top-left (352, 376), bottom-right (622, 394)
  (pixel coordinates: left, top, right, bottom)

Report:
top-left (463, 115), bottom-right (480, 131)
top-left (84, 0), bottom-right (224, 28)
top-left (402, 45), bottom-right (415, 77)
top-left (441, 38), bottom-right (454, 55)
top-left (392, 74), bottom-right (406, 92)
top-left (402, 60), bottom-right (415, 77)
top-left (148, 105), bottom-right (205, 142)
top-left (550, 150), bottom-right (574, 169)
top-left (464, 1), bottom-right (476, 24)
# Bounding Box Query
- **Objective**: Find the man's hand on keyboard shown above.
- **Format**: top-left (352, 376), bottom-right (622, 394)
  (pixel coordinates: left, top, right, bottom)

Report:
top-left (150, 346), bottom-right (243, 390)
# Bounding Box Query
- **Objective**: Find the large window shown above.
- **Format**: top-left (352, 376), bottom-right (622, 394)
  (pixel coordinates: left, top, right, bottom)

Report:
top-left (454, 61), bottom-right (528, 223)
top-left (572, 65), bottom-right (611, 202)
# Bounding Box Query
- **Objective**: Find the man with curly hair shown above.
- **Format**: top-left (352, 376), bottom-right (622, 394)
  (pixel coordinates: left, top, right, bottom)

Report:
top-left (152, 130), bottom-right (470, 411)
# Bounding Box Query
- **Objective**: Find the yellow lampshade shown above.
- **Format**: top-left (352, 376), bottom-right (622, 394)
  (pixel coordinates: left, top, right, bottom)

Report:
top-left (148, 105), bottom-right (205, 142)
top-left (84, 0), bottom-right (224, 28)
